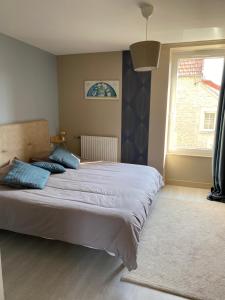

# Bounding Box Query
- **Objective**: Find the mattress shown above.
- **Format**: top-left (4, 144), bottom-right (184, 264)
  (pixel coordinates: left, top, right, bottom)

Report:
top-left (0, 161), bottom-right (163, 270)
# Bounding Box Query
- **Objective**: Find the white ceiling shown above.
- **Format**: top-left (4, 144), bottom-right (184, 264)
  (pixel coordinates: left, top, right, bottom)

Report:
top-left (0, 0), bottom-right (225, 55)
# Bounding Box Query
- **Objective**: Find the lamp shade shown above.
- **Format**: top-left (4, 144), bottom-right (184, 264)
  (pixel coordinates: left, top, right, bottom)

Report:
top-left (130, 40), bottom-right (161, 72)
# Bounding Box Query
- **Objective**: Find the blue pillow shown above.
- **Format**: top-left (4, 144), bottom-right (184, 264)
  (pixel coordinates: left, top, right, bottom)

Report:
top-left (49, 147), bottom-right (80, 169)
top-left (3, 160), bottom-right (50, 189)
top-left (32, 161), bottom-right (65, 173)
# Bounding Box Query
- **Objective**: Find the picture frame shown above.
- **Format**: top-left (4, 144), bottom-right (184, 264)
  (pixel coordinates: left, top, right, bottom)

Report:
top-left (84, 80), bottom-right (119, 100)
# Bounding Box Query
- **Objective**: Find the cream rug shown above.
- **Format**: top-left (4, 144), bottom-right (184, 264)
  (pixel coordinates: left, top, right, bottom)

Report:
top-left (122, 195), bottom-right (225, 300)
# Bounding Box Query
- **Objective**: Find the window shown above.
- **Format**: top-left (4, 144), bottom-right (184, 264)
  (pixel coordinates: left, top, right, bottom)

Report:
top-left (167, 50), bottom-right (225, 156)
top-left (201, 111), bottom-right (216, 131)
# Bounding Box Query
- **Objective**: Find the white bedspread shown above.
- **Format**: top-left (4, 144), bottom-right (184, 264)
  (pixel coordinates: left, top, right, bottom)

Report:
top-left (0, 161), bottom-right (163, 270)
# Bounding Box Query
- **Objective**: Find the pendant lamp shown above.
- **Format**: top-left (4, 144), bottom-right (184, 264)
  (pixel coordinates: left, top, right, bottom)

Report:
top-left (130, 3), bottom-right (161, 72)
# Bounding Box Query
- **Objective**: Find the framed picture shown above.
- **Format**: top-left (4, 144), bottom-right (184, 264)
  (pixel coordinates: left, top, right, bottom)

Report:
top-left (84, 80), bottom-right (119, 100)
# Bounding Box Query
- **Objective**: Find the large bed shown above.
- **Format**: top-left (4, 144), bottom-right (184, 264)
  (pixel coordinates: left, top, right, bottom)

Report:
top-left (0, 120), bottom-right (163, 270)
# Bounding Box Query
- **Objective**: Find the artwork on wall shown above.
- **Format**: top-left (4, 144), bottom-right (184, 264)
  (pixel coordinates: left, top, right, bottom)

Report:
top-left (84, 80), bottom-right (119, 100)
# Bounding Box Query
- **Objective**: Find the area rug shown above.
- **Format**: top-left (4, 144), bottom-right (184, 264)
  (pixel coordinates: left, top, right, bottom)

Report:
top-left (121, 195), bottom-right (225, 300)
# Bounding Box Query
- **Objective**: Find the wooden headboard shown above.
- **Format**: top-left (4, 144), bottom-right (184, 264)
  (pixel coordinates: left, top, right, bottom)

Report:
top-left (0, 120), bottom-right (51, 165)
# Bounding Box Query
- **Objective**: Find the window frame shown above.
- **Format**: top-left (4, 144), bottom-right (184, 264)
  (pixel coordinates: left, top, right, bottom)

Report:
top-left (200, 110), bottom-right (216, 132)
top-left (167, 48), bottom-right (225, 157)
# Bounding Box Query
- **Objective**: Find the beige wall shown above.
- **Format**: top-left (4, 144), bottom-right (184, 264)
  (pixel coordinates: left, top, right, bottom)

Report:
top-left (148, 44), bottom-right (171, 174)
top-left (57, 52), bottom-right (122, 160)
top-left (166, 154), bottom-right (212, 188)
top-left (149, 40), bottom-right (225, 187)
top-left (58, 40), bottom-right (225, 188)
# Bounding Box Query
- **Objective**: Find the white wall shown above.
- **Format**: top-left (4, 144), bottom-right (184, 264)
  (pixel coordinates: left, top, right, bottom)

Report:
top-left (0, 33), bottom-right (58, 135)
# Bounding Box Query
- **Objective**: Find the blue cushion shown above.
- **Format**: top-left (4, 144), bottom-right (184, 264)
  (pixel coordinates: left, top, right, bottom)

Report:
top-left (3, 160), bottom-right (50, 189)
top-left (49, 147), bottom-right (80, 169)
top-left (32, 161), bottom-right (65, 173)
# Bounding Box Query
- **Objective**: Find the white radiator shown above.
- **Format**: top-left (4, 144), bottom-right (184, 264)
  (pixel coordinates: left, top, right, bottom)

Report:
top-left (81, 135), bottom-right (118, 162)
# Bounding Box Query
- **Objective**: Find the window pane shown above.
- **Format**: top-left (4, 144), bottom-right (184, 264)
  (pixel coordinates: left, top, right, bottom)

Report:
top-left (168, 56), bottom-right (224, 152)
top-left (204, 113), bottom-right (215, 130)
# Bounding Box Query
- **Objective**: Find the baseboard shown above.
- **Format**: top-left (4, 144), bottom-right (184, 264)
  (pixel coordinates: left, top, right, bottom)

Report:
top-left (166, 179), bottom-right (211, 189)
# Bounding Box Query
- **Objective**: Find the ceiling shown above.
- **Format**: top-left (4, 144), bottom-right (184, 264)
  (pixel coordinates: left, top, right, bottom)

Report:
top-left (0, 0), bottom-right (225, 55)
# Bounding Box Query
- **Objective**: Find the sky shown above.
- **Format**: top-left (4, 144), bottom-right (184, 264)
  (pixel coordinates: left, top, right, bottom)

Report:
top-left (203, 57), bottom-right (224, 86)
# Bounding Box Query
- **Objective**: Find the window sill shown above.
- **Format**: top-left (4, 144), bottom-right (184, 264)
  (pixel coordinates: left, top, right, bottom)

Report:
top-left (167, 152), bottom-right (212, 158)
top-left (199, 130), bottom-right (215, 133)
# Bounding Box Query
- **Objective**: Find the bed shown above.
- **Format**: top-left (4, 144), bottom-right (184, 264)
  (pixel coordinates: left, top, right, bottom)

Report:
top-left (0, 120), bottom-right (163, 270)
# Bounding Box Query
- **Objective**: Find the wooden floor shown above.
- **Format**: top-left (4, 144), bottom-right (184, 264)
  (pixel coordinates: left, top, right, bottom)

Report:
top-left (0, 185), bottom-right (208, 300)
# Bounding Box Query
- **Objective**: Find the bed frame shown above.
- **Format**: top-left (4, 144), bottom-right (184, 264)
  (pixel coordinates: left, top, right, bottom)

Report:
top-left (0, 119), bottom-right (163, 271)
top-left (0, 120), bottom-right (51, 165)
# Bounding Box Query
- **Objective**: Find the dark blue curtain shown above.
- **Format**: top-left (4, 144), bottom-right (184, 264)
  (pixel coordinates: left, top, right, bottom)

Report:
top-left (208, 63), bottom-right (225, 202)
top-left (121, 51), bottom-right (151, 165)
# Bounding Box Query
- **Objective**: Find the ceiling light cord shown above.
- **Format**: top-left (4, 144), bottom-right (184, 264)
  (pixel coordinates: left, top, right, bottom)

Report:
top-left (129, 3), bottom-right (160, 71)
top-left (146, 18), bottom-right (148, 40)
